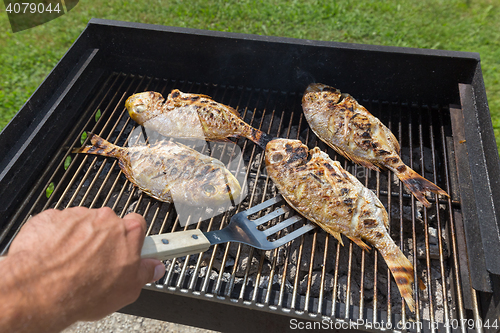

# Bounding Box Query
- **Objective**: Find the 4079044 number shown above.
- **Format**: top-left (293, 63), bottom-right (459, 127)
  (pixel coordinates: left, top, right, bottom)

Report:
top-left (5, 2), bottom-right (61, 14)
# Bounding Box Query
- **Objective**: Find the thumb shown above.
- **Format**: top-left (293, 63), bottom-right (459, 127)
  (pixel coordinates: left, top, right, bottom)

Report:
top-left (138, 258), bottom-right (165, 284)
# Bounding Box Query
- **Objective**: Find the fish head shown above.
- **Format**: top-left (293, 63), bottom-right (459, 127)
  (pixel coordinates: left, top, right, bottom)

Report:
top-left (125, 92), bottom-right (165, 124)
top-left (187, 164), bottom-right (242, 206)
top-left (265, 139), bottom-right (309, 169)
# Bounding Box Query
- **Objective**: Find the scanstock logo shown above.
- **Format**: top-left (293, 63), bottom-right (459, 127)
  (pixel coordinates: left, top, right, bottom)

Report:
top-left (4, 0), bottom-right (79, 32)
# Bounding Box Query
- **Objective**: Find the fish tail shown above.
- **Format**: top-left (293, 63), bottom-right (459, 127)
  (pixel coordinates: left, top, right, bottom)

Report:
top-left (379, 243), bottom-right (420, 313)
top-left (72, 133), bottom-right (122, 158)
top-left (395, 165), bottom-right (449, 208)
top-left (245, 127), bottom-right (274, 149)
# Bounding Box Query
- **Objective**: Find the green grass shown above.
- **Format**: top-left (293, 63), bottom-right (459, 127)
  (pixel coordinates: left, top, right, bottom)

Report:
top-left (1, 0), bottom-right (500, 147)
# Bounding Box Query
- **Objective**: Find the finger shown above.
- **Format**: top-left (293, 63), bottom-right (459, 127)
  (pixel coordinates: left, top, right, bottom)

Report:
top-left (138, 258), bottom-right (165, 284)
top-left (122, 213), bottom-right (147, 237)
top-left (122, 213), bottom-right (148, 254)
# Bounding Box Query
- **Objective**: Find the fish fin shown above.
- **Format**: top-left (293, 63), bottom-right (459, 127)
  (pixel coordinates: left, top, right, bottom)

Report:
top-left (380, 244), bottom-right (419, 313)
top-left (204, 137), bottom-right (234, 143)
top-left (314, 222), bottom-right (344, 246)
top-left (169, 89), bottom-right (213, 101)
top-left (343, 150), bottom-right (380, 172)
top-left (383, 212), bottom-right (390, 230)
top-left (248, 129), bottom-right (274, 149)
top-left (395, 165), bottom-right (449, 208)
top-left (71, 134), bottom-right (122, 158)
top-left (139, 186), bottom-right (172, 203)
top-left (418, 278), bottom-right (426, 290)
top-left (239, 122), bottom-right (274, 149)
top-left (331, 231), bottom-right (344, 246)
top-left (225, 105), bottom-right (243, 118)
top-left (349, 154), bottom-right (380, 172)
top-left (328, 144), bottom-right (380, 172)
top-left (159, 185), bottom-right (172, 197)
top-left (329, 144), bottom-right (351, 160)
top-left (347, 236), bottom-right (371, 251)
top-left (387, 130), bottom-right (401, 155)
top-left (118, 159), bottom-right (135, 184)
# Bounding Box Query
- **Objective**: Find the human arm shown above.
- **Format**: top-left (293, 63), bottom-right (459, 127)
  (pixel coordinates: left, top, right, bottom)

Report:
top-left (0, 206), bottom-right (165, 333)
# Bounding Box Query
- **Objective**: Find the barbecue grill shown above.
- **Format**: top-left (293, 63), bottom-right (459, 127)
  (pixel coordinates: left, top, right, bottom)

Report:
top-left (1, 19), bottom-right (500, 332)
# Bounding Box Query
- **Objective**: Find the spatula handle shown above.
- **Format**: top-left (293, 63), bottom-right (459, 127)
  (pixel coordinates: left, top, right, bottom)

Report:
top-left (0, 230), bottom-right (211, 263)
top-left (141, 229), bottom-right (211, 261)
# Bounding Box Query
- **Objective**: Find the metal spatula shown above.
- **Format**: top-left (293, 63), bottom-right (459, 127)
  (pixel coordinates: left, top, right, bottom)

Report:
top-left (141, 195), bottom-right (315, 260)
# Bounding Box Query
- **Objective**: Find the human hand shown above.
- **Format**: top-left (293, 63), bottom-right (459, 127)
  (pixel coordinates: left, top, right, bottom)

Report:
top-left (0, 206), bottom-right (165, 332)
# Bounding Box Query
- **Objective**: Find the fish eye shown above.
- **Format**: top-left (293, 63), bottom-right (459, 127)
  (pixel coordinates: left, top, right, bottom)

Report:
top-left (134, 104), bottom-right (147, 113)
top-left (203, 184), bottom-right (216, 195)
top-left (271, 152), bottom-right (284, 163)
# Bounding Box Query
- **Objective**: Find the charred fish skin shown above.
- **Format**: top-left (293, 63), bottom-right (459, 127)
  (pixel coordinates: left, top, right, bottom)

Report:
top-left (265, 138), bottom-right (424, 312)
top-left (302, 83), bottom-right (449, 207)
top-left (72, 134), bottom-right (241, 206)
top-left (125, 90), bottom-right (273, 149)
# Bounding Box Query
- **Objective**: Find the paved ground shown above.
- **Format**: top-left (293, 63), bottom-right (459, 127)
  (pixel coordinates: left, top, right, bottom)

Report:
top-left (62, 312), bottom-right (219, 333)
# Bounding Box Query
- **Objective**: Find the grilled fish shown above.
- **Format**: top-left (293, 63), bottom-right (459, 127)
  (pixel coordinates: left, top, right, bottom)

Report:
top-left (125, 90), bottom-right (272, 148)
top-left (72, 134), bottom-right (241, 206)
top-left (265, 138), bottom-right (425, 312)
top-left (302, 83), bottom-right (449, 207)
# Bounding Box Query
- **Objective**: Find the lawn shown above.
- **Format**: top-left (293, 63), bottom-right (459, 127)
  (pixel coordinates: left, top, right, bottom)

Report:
top-left (1, 0), bottom-right (499, 148)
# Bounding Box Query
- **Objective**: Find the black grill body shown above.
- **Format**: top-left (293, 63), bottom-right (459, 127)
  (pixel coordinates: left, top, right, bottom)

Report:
top-left (1, 19), bottom-right (500, 332)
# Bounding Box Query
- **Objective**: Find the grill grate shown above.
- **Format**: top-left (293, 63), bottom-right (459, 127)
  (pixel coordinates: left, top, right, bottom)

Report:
top-left (1, 72), bottom-right (482, 332)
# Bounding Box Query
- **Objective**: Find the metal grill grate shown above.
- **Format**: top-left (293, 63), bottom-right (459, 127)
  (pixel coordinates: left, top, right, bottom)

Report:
top-left (0, 72), bottom-right (482, 332)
